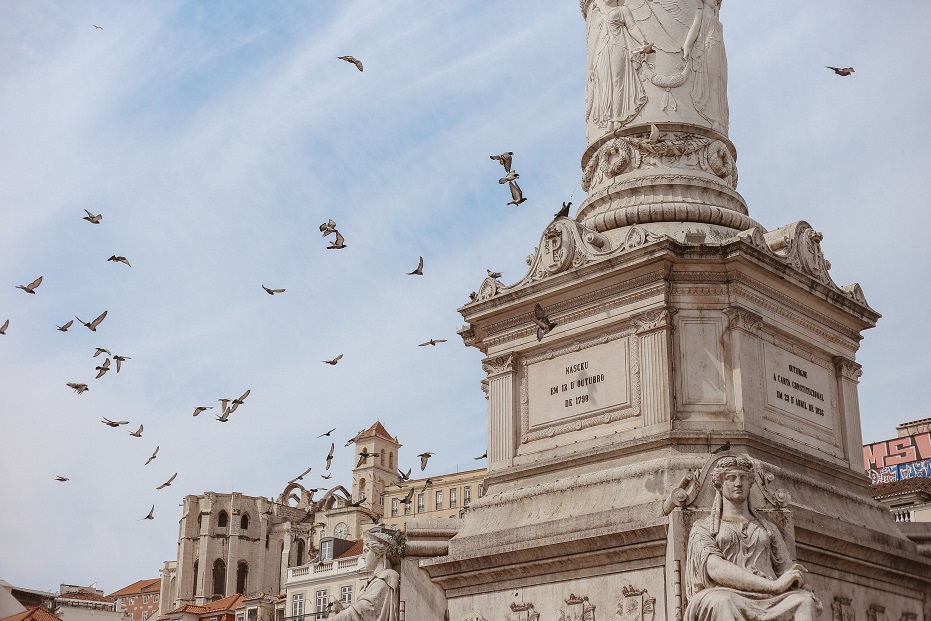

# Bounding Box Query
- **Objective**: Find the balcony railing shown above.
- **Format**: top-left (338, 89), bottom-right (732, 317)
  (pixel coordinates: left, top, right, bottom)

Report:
top-left (892, 508), bottom-right (913, 522)
top-left (287, 557), bottom-right (365, 582)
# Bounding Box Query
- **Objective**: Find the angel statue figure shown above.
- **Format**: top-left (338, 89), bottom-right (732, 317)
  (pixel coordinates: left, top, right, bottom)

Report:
top-left (683, 0), bottom-right (729, 131)
top-left (586, 0), bottom-right (649, 131)
top-left (684, 457), bottom-right (822, 621)
top-left (328, 530), bottom-right (399, 621)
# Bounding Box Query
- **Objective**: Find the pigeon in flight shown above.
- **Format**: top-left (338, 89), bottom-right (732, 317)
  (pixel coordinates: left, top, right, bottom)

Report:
top-left (93, 24), bottom-right (103, 30)
top-left (216, 410), bottom-right (231, 422)
top-left (16, 276), bottom-right (42, 294)
top-left (325, 442), bottom-right (335, 470)
top-left (113, 354), bottom-right (130, 372)
top-left (142, 505), bottom-right (155, 520)
top-left (320, 473), bottom-right (333, 480)
top-left (94, 358), bottom-right (111, 379)
top-left (711, 441), bottom-right (732, 455)
top-left (487, 269), bottom-right (502, 279)
top-left (67, 382), bottom-right (89, 394)
top-left (827, 66), bottom-right (854, 76)
top-left (407, 256), bottom-right (424, 276)
top-left (554, 202), bottom-right (571, 219)
top-left (144, 446), bottom-right (159, 465)
top-left (101, 417), bottom-right (129, 427)
top-left (193, 406), bottom-right (213, 417)
top-left (263, 285), bottom-right (285, 295)
top-left (129, 424), bottom-right (144, 437)
top-left (326, 231), bottom-right (347, 249)
top-left (498, 171), bottom-right (519, 184)
top-left (157, 473), bottom-right (177, 489)
top-left (418, 452), bottom-right (433, 471)
top-left (55, 475), bottom-right (70, 482)
top-left (420, 478), bottom-right (443, 493)
top-left (289, 466), bottom-right (313, 483)
top-left (320, 219), bottom-right (337, 236)
top-left (323, 354), bottom-right (343, 365)
top-left (418, 339), bottom-right (447, 347)
top-left (56, 320), bottom-right (74, 332)
top-left (93, 347), bottom-right (110, 358)
top-left (490, 151), bottom-right (513, 172)
top-left (76, 310), bottom-right (108, 331)
top-left (532, 303), bottom-right (557, 341)
top-left (398, 468), bottom-right (412, 481)
top-left (82, 209), bottom-right (102, 224)
top-left (507, 181), bottom-right (527, 206)
top-left (318, 428), bottom-right (336, 438)
top-left (347, 495), bottom-right (367, 508)
top-left (232, 389), bottom-right (251, 407)
top-left (0, 319), bottom-right (7, 335)
top-left (357, 449), bottom-right (372, 467)
top-left (475, 452), bottom-right (487, 460)
top-left (401, 487), bottom-right (415, 504)
top-left (344, 429), bottom-right (363, 446)
top-left (107, 255), bottom-right (131, 267)
top-left (338, 55), bottom-right (363, 72)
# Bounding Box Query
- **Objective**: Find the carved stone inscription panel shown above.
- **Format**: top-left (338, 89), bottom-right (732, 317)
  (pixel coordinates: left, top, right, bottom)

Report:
top-left (527, 337), bottom-right (632, 429)
top-left (764, 343), bottom-right (831, 421)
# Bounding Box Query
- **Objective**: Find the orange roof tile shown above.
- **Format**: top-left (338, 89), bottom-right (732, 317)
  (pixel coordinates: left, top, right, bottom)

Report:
top-left (871, 476), bottom-right (931, 499)
top-left (335, 539), bottom-right (363, 559)
top-left (109, 579), bottom-right (160, 598)
top-left (357, 421), bottom-right (398, 444)
top-left (57, 591), bottom-right (114, 604)
top-left (0, 607), bottom-right (62, 621)
top-left (202, 594), bottom-right (244, 613)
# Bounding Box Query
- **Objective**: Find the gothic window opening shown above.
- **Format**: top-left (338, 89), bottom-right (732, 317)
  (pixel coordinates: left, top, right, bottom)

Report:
top-left (240, 514), bottom-right (249, 530)
top-left (217, 511), bottom-right (229, 528)
top-left (236, 561), bottom-right (248, 595)
top-left (212, 558), bottom-right (226, 597)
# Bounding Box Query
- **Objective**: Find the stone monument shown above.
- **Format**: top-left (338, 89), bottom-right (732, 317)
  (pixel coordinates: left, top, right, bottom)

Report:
top-left (401, 2), bottom-right (931, 620)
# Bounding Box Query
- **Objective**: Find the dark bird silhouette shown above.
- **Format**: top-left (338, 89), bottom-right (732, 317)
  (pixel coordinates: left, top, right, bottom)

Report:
top-left (76, 310), bottom-right (108, 331)
top-left (0, 319), bottom-right (7, 335)
top-left (55, 475), bottom-right (70, 482)
top-left (320, 219), bottom-right (337, 236)
top-left (418, 338), bottom-right (447, 347)
top-left (554, 202), bottom-right (571, 219)
top-left (16, 276), bottom-right (42, 294)
top-left (233, 389), bottom-right (251, 407)
top-left (487, 269), bottom-right (502, 279)
top-left (418, 452), bottom-right (433, 471)
top-left (711, 441), bottom-right (731, 455)
top-left (107, 255), bottom-right (131, 267)
top-left (338, 55), bottom-right (363, 71)
top-left (67, 382), bottom-right (89, 394)
top-left (318, 428), bottom-right (336, 438)
top-left (129, 424), bottom-right (144, 438)
top-left (469, 291), bottom-right (477, 301)
top-left (94, 358), bottom-right (111, 379)
top-left (490, 151), bottom-right (513, 172)
top-left (401, 487), bottom-right (415, 505)
top-left (289, 466), bottom-right (313, 483)
top-left (320, 473), bottom-right (333, 480)
top-left (347, 495), bottom-right (367, 507)
top-left (398, 468), bottom-right (412, 481)
top-left (498, 170), bottom-right (519, 184)
top-left (263, 506), bottom-right (274, 516)
top-left (219, 398), bottom-right (231, 414)
top-left (263, 284), bottom-right (285, 295)
top-left (357, 449), bottom-right (372, 467)
top-left (56, 320), bottom-right (73, 332)
top-left (827, 66), bottom-right (854, 76)
top-left (407, 256), bottom-right (424, 275)
top-left (101, 417), bottom-right (129, 427)
top-left (157, 473), bottom-right (177, 489)
top-left (323, 354), bottom-right (343, 365)
top-left (144, 446), bottom-right (159, 465)
top-left (475, 452), bottom-right (487, 460)
top-left (113, 355), bottom-right (130, 372)
top-left (326, 230), bottom-right (347, 249)
top-left (82, 209), bottom-right (102, 224)
top-left (326, 442), bottom-right (335, 470)
top-left (142, 505), bottom-right (155, 520)
top-left (421, 477), bottom-right (443, 493)
top-left (532, 303), bottom-right (557, 341)
top-left (93, 25), bottom-right (103, 30)
top-left (344, 429), bottom-right (363, 446)
top-left (216, 410), bottom-right (231, 422)
top-left (191, 406), bottom-right (213, 418)
top-left (507, 181), bottom-right (527, 206)
top-left (93, 347), bottom-right (110, 358)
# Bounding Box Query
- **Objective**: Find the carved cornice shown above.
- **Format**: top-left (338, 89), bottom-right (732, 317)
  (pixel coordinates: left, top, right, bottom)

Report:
top-left (480, 379), bottom-right (489, 400)
top-left (632, 308), bottom-right (675, 334)
top-left (482, 354), bottom-right (516, 377)
top-left (834, 356), bottom-right (863, 382)
top-left (457, 324), bottom-right (477, 347)
top-left (723, 307), bottom-right (763, 333)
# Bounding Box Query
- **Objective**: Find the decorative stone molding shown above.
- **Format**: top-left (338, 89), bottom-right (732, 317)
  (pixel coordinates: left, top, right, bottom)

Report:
top-left (506, 602), bottom-right (540, 621)
top-left (867, 604), bottom-right (887, 621)
top-left (482, 354), bottom-right (516, 377)
top-left (831, 597), bottom-right (854, 621)
top-left (559, 593), bottom-right (596, 621)
top-left (734, 226), bottom-right (775, 256)
top-left (457, 324), bottom-right (477, 347)
top-left (834, 356), bottom-right (863, 382)
top-left (480, 378), bottom-right (489, 400)
top-left (613, 586), bottom-right (655, 621)
top-left (632, 308), bottom-right (675, 334)
top-left (723, 307), bottom-right (763, 334)
top-left (662, 454), bottom-right (790, 515)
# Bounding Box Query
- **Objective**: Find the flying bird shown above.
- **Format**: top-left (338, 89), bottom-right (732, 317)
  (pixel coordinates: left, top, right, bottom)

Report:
top-left (144, 446), bottom-right (159, 465)
top-left (320, 473), bottom-right (333, 480)
top-left (418, 452), bottom-right (433, 471)
top-left (487, 269), bottom-right (502, 279)
top-left (357, 449), bottom-right (372, 467)
top-left (94, 358), bottom-right (111, 379)
top-left (142, 505), bottom-right (155, 520)
top-left (92, 25), bottom-right (103, 30)
top-left (82, 209), bottom-right (102, 224)
top-left (193, 406), bottom-right (213, 417)
top-left (507, 181), bottom-right (527, 206)
top-left (107, 255), bottom-right (131, 267)
top-left (16, 276), bottom-right (42, 294)
top-left (407, 256), bottom-right (424, 276)
top-left (129, 424), bottom-right (144, 437)
top-left (233, 389), bottom-right (251, 407)
top-left (325, 443), bottom-right (335, 470)
top-left (289, 466), bottom-right (313, 483)
top-left (67, 382), bottom-right (89, 394)
top-left (554, 202), bottom-right (571, 219)
top-left (490, 151), bottom-right (513, 172)
top-left (76, 310), bottom-right (108, 331)
top-left (418, 338), bottom-right (447, 347)
top-left (320, 219), bottom-right (337, 236)
top-left (219, 398), bottom-right (231, 414)
top-left (216, 410), bottom-right (231, 422)
top-left (318, 428), bottom-right (336, 438)
top-left (101, 417), bottom-right (129, 427)
top-left (532, 303), bottom-right (557, 341)
top-left (401, 488), bottom-right (415, 504)
top-left (55, 475), bottom-right (70, 482)
top-left (323, 354), bottom-right (343, 365)
top-left (0, 319), bottom-right (7, 335)
top-left (326, 231), bottom-right (347, 249)
top-left (475, 452), bottom-right (487, 460)
top-left (827, 66), bottom-right (854, 76)
top-left (93, 347), bottom-right (110, 358)
top-left (56, 320), bottom-right (73, 332)
top-left (338, 55), bottom-right (363, 71)
top-left (344, 429), bottom-right (363, 446)
top-left (420, 478), bottom-right (443, 493)
top-left (711, 441), bottom-right (732, 455)
top-left (157, 473), bottom-right (177, 489)
top-left (263, 285), bottom-right (285, 295)
top-left (498, 171), bottom-right (519, 184)
top-left (347, 495), bottom-right (367, 507)
top-left (398, 468), bottom-right (412, 481)
top-left (113, 354), bottom-right (130, 372)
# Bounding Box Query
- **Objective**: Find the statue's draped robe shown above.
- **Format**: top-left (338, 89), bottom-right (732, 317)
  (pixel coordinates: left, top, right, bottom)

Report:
top-left (689, 6), bottom-right (729, 131)
top-left (685, 517), bottom-right (821, 621)
top-left (588, 7), bottom-right (646, 129)
top-left (330, 569), bottom-right (399, 621)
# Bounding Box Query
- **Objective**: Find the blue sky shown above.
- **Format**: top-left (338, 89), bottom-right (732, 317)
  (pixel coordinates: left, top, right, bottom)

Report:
top-left (1, 1), bottom-right (929, 595)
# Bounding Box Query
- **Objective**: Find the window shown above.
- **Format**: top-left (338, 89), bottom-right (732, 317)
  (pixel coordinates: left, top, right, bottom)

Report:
top-left (246, 610), bottom-right (256, 621)
top-left (320, 539), bottom-right (333, 562)
top-left (380, 450), bottom-right (385, 466)
top-left (291, 594), bottom-right (303, 619)
top-left (450, 488), bottom-right (457, 509)
top-left (417, 493), bottom-right (425, 513)
top-left (319, 527), bottom-right (327, 543)
top-left (240, 514), bottom-right (249, 530)
top-left (404, 498), bottom-right (411, 515)
top-left (340, 585), bottom-right (353, 605)
top-left (391, 498), bottom-right (399, 517)
top-left (478, 483), bottom-right (485, 497)
top-left (154, 596), bottom-right (159, 603)
top-left (237, 561), bottom-right (248, 595)
top-left (315, 590), bottom-right (328, 614)
top-left (142, 614), bottom-right (147, 621)
top-left (192, 561), bottom-right (199, 597)
top-left (297, 539), bottom-right (305, 565)
top-left (212, 558), bottom-right (226, 597)
top-left (389, 452), bottom-right (394, 470)
top-left (435, 490), bottom-right (443, 511)
top-left (236, 614), bottom-right (244, 621)
top-left (464, 486), bottom-right (471, 506)
top-left (218, 511), bottom-right (228, 528)
top-left (142, 596), bottom-right (148, 604)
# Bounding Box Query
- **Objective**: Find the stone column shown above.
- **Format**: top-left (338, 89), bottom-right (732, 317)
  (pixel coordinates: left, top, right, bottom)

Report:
top-left (834, 356), bottom-right (865, 471)
top-left (482, 354), bottom-right (518, 470)
top-left (633, 309), bottom-right (674, 427)
top-left (724, 307), bottom-right (764, 430)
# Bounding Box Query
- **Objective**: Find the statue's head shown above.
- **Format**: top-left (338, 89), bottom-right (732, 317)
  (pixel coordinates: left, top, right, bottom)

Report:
top-left (362, 530), bottom-right (396, 571)
top-left (709, 456), bottom-right (758, 535)
top-left (710, 456), bottom-right (754, 489)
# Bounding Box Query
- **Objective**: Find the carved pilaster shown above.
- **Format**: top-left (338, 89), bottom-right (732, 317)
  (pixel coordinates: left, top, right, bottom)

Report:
top-left (834, 355), bottom-right (865, 470)
top-left (483, 354), bottom-right (518, 468)
top-left (723, 307), bottom-right (763, 334)
top-left (724, 307), bottom-right (764, 427)
top-left (482, 354), bottom-right (516, 377)
top-left (458, 323), bottom-right (477, 347)
top-left (632, 308), bottom-right (674, 426)
top-left (633, 308), bottom-right (675, 334)
top-left (834, 356), bottom-right (863, 382)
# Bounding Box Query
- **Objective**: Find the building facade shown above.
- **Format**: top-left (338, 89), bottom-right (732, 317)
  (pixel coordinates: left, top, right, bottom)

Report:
top-left (109, 579), bottom-right (160, 621)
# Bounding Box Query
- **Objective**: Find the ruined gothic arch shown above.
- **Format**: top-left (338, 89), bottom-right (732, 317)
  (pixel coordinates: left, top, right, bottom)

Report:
top-left (317, 486), bottom-right (352, 511)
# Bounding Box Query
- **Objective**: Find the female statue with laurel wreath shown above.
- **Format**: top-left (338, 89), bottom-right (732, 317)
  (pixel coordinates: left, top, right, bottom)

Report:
top-left (683, 0), bottom-right (729, 132)
top-left (328, 530), bottom-right (399, 621)
top-left (684, 457), bottom-right (822, 621)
